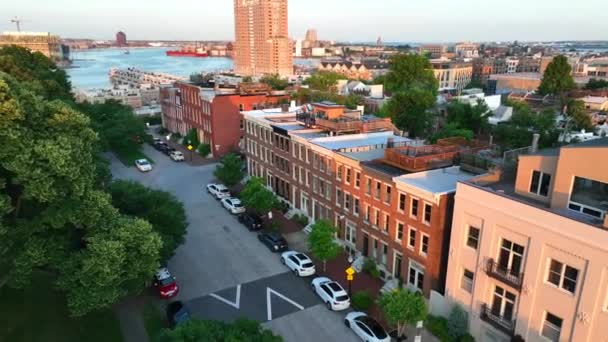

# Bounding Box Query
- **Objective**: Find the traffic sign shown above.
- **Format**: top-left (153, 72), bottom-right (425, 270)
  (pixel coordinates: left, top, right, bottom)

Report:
top-left (187, 145), bottom-right (194, 151)
top-left (347, 274), bottom-right (354, 281)
top-left (345, 267), bottom-right (355, 276)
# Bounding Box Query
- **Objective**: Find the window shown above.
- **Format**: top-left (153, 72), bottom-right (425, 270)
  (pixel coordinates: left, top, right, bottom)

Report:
top-left (421, 234), bottom-right (429, 256)
top-left (398, 193), bottom-right (406, 212)
top-left (354, 198), bottom-right (360, 216)
top-left (396, 222), bottom-right (404, 241)
top-left (374, 208), bottom-right (380, 227)
top-left (355, 172), bottom-right (361, 188)
top-left (466, 226), bottom-right (480, 249)
top-left (498, 239), bottom-right (525, 275)
top-left (383, 214), bottom-right (390, 232)
top-left (299, 145), bottom-right (304, 161)
top-left (372, 239), bottom-right (378, 260)
top-left (337, 164), bottom-right (343, 181)
top-left (461, 269), bottom-right (474, 293)
top-left (423, 204), bottom-right (432, 224)
top-left (364, 205), bottom-right (370, 223)
top-left (336, 188), bottom-right (343, 207)
top-left (381, 243), bottom-right (388, 265)
top-left (542, 312), bottom-right (562, 342)
top-left (530, 170), bottom-right (551, 197)
top-left (411, 198), bottom-right (419, 217)
top-left (547, 259), bottom-right (579, 294)
top-left (345, 168), bottom-right (352, 184)
top-left (384, 185), bottom-right (392, 203)
top-left (306, 171), bottom-right (310, 186)
top-left (491, 286), bottom-right (516, 321)
top-left (365, 178), bottom-right (372, 195)
top-left (569, 176), bottom-right (608, 219)
top-left (375, 182), bottom-right (381, 199)
top-left (299, 167), bottom-right (303, 184)
top-left (408, 228), bottom-right (416, 249)
top-left (408, 263), bottom-right (424, 291)
top-left (344, 193), bottom-right (351, 211)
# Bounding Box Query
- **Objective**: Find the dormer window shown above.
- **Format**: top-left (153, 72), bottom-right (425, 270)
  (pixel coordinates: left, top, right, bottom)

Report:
top-left (530, 170), bottom-right (551, 197)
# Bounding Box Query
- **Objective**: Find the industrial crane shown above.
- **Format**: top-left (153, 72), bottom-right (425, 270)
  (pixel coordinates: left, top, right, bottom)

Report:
top-left (10, 17), bottom-right (23, 32)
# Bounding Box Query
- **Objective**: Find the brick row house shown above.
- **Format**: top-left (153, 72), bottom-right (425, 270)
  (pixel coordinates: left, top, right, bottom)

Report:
top-left (242, 102), bottom-right (489, 297)
top-left (160, 82), bottom-right (287, 157)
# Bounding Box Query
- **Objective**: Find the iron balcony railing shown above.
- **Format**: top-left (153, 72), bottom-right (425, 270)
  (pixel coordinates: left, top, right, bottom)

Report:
top-left (485, 258), bottom-right (524, 290)
top-left (480, 304), bottom-right (515, 337)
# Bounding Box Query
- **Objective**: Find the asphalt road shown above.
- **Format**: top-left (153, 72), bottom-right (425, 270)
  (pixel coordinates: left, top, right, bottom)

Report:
top-left (109, 144), bottom-right (357, 341)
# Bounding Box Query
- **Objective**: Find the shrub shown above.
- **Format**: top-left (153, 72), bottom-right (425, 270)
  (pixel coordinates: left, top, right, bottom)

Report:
top-left (269, 221), bottom-right (281, 232)
top-left (293, 214), bottom-right (309, 227)
top-left (198, 143), bottom-right (211, 157)
top-left (351, 291), bottom-right (372, 311)
top-left (459, 334), bottom-right (475, 342)
top-left (448, 304), bottom-right (469, 340)
top-left (362, 258), bottom-right (381, 279)
top-left (425, 315), bottom-right (450, 342)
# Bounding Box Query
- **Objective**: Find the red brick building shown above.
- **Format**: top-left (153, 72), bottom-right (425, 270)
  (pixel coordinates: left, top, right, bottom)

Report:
top-left (160, 82), bottom-right (287, 157)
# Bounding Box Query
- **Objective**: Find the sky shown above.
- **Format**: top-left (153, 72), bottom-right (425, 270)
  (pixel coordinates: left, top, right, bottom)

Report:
top-left (2, 0), bottom-right (607, 43)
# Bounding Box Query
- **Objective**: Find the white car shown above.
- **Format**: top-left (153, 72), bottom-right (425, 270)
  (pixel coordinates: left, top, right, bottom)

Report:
top-left (221, 197), bottom-right (246, 214)
top-left (135, 158), bottom-right (152, 172)
top-left (170, 151), bottom-right (185, 162)
top-left (206, 183), bottom-right (230, 199)
top-left (311, 277), bottom-right (350, 311)
top-left (345, 312), bottom-right (391, 342)
top-left (281, 251), bottom-right (316, 277)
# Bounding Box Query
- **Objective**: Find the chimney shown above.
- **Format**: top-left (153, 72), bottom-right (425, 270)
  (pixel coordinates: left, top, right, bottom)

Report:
top-left (531, 133), bottom-right (540, 153)
top-left (357, 105), bottom-right (365, 115)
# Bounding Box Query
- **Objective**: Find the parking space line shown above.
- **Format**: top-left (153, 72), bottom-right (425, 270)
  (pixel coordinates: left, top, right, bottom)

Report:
top-left (209, 284), bottom-right (241, 309)
top-left (266, 287), bottom-right (305, 321)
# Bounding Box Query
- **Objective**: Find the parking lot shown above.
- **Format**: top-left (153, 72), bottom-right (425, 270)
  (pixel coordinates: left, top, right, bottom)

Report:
top-left (109, 144), bottom-right (356, 341)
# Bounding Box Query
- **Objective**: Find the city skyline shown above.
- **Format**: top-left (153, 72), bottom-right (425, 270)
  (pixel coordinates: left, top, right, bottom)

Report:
top-left (3, 0), bottom-right (608, 42)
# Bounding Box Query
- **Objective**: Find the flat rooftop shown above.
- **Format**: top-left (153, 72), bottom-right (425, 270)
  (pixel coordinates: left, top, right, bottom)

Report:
top-left (395, 166), bottom-right (477, 196)
top-left (309, 132), bottom-right (410, 152)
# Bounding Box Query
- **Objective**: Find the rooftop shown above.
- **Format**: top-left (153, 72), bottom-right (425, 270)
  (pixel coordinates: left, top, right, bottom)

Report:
top-left (581, 96), bottom-right (608, 104)
top-left (395, 166), bottom-right (477, 196)
top-left (309, 131), bottom-right (410, 152)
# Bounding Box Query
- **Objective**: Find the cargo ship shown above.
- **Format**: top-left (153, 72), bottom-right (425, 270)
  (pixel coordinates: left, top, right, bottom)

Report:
top-left (165, 47), bottom-right (209, 58)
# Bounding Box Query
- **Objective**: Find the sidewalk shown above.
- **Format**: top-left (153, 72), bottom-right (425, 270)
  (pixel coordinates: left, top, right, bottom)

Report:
top-left (148, 127), bottom-right (218, 167)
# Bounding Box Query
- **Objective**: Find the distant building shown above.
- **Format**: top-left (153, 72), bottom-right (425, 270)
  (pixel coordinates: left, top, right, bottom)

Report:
top-left (233, 0), bottom-right (293, 77)
top-left (116, 31), bottom-right (127, 47)
top-left (581, 96), bottom-right (608, 111)
top-left (318, 60), bottom-right (389, 81)
top-left (488, 73), bottom-right (543, 95)
top-left (454, 42), bottom-right (479, 58)
top-left (0, 31), bottom-right (66, 61)
top-left (305, 29), bottom-right (318, 43)
top-left (431, 59), bottom-right (473, 93)
top-left (419, 44), bottom-right (446, 59)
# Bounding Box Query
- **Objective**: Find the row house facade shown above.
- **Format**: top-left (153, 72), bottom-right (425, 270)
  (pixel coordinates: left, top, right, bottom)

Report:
top-left (445, 139), bottom-right (608, 342)
top-left (243, 103), bottom-right (486, 297)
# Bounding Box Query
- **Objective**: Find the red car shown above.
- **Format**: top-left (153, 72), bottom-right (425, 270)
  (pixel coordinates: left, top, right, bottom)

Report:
top-left (154, 268), bottom-right (179, 298)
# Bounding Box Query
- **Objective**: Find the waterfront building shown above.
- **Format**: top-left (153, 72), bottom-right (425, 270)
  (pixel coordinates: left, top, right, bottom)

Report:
top-left (318, 60), bottom-right (389, 81)
top-left (305, 29), bottom-right (318, 43)
top-left (233, 0), bottom-right (293, 77)
top-left (116, 31), bottom-right (127, 47)
top-left (0, 31), bottom-right (66, 61)
top-left (445, 138), bottom-right (608, 342)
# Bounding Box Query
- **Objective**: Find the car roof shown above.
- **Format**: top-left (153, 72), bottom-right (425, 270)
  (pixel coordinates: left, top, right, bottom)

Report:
top-left (358, 316), bottom-right (387, 337)
top-left (295, 253), bottom-right (309, 261)
top-left (327, 281), bottom-right (345, 293)
top-left (136, 159), bottom-right (148, 163)
top-left (216, 184), bottom-right (228, 190)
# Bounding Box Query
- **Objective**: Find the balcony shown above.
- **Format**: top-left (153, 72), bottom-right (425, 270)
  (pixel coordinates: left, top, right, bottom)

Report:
top-left (480, 304), bottom-right (515, 337)
top-left (485, 258), bottom-right (524, 290)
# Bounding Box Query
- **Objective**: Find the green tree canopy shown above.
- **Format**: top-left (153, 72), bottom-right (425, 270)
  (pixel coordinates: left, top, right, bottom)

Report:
top-left (214, 153), bottom-right (244, 187)
top-left (160, 319), bottom-right (283, 342)
top-left (430, 122), bottom-right (474, 143)
top-left (307, 219), bottom-right (340, 272)
top-left (182, 128), bottom-right (200, 149)
top-left (239, 177), bottom-right (279, 214)
top-left (303, 71), bottom-right (345, 93)
top-left (493, 105), bottom-right (559, 151)
top-left (108, 180), bottom-right (188, 262)
top-left (383, 54), bottom-right (438, 94)
top-left (538, 55), bottom-right (575, 107)
top-left (566, 99), bottom-right (594, 132)
top-left (585, 78), bottom-right (608, 90)
top-left (382, 87), bottom-right (436, 137)
top-left (378, 289), bottom-right (428, 338)
top-left (446, 99), bottom-right (491, 134)
top-left (260, 74), bottom-right (289, 91)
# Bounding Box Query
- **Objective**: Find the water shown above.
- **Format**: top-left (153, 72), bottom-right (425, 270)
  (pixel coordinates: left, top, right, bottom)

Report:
top-left (67, 47), bottom-right (317, 90)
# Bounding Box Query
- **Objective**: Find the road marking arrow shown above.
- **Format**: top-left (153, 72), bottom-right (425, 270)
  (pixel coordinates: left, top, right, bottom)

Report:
top-left (209, 284), bottom-right (241, 309)
top-left (266, 287), bottom-right (304, 321)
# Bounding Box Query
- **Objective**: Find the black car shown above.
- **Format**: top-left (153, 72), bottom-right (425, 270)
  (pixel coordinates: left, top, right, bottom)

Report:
top-left (258, 231), bottom-right (288, 252)
top-left (161, 145), bottom-right (176, 155)
top-left (238, 213), bottom-right (263, 231)
top-left (153, 141), bottom-right (168, 151)
top-left (166, 301), bottom-right (191, 328)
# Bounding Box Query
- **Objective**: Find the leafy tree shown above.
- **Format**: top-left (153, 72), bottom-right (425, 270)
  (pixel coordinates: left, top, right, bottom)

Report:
top-left (383, 54), bottom-right (438, 94)
top-left (304, 71), bottom-right (345, 93)
top-left (242, 76), bottom-right (253, 83)
top-left (160, 319), bottom-right (283, 342)
top-left (446, 100), bottom-right (491, 134)
top-left (378, 289), bottom-right (428, 339)
top-left (182, 128), bottom-right (200, 149)
top-left (447, 304), bottom-right (469, 340)
top-left (239, 177), bottom-right (279, 214)
top-left (585, 78), bottom-right (608, 90)
top-left (214, 153), bottom-right (244, 187)
top-left (383, 88), bottom-right (436, 137)
top-left (464, 79), bottom-right (484, 90)
top-left (430, 122), bottom-right (474, 143)
top-left (198, 143), bottom-right (211, 157)
top-left (537, 55), bottom-right (575, 108)
top-left (307, 219), bottom-right (340, 272)
top-left (343, 93), bottom-right (365, 110)
top-left (566, 99), bottom-right (594, 132)
top-left (260, 74), bottom-right (289, 91)
top-left (493, 106), bottom-right (559, 150)
top-left (108, 180), bottom-right (188, 262)
top-left (189, 73), bottom-right (214, 87)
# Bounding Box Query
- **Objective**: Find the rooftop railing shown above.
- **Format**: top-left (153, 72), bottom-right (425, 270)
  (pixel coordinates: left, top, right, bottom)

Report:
top-left (485, 258), bottom-right (524, 290)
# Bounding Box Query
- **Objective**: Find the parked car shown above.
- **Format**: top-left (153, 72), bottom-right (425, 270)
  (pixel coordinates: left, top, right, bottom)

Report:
top-left (206, 183), bottom-right (230, 199)
top-left (344, 312), bottom-right (390, 342)
top-left (238, 213), bottom-right (263, 231)
top-left (221, 197), bottom-right (246, 214)
top-left (311, 277), bottom-right (350, 311)
top-left (258, 231), bottom-right (288, 252)
top-left (135, 158), bottom-right (152, 172)
top-left (153, 138), bottom-right (162, 144)
top-left (280, 251), bottom-right (316, 277)
top-left (162, 146), bottom-right (176, 156)
top-left (166, 301), bottom-right (191, 328)
top-left (153, 141), bottom-right (167, 151)
top-left (153, 268), bottom-right (179, 299)
top-left (170, 151), bottom-right (185, 162)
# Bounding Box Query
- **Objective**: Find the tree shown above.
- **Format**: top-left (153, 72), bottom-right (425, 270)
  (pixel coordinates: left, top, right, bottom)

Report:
top-left (189, 73), bottom-right (214, 87)
top-left (182, 128), bottom-right (200, 149)
top-left (160, 319), bottom-right (283, 342)
top-left (342, 93), bottom-right (365, 110)
top-left (383, 54), bottom-right (438, 94)
top-left (260, 74), bottom-right (289, 91)
top-left (242, 76), bottom-right (253, 83)
top-left (108, 180), bottom-right (188, 262)
top-left (566, 99), bottom-right (594, 132)
top-left (447, 304), bottom-right (469, 340)
top-left (307, 220), bottom-right (340, 272)
top-left (378, 289), bottom-right (428, 338)
top-left (214, 153), bottom-right (244, 187)
top-left (383, 88), bottom-right (436, 137)
top-left (197, 143), bottom-right (211, 157)
top-left (493, 106), bottom-right (559, 151)
top-left (239, 177), bottom-right (279, 214)
top-left (430, 122), bottom-right (474, 143)
top-left (585, 78), bottom-right (608, 90)
top-left (446, 99), bottom-right (491, 134)
top-left (537, 55), bottom-right (575, 108)
top-left (304, 71), bottom-right (345, 93)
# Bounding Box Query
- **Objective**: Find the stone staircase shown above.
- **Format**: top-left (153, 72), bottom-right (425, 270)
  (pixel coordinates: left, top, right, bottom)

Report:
top-left (380, 278), bottom-right (400, 294)
top-left (303, 222), bottom-right (314, 234)
top-left (351, 255), bottom-right (366, 273)
top-left (284, 208), bottom-right (299, 220)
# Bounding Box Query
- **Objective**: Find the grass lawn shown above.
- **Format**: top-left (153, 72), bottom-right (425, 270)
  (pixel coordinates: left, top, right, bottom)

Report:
top-left (114, 148), bottom-right (154, 167)
top-left (0, 274), bottom-right (123, 342)
top-left (142, 302), bottom-right (167, 342)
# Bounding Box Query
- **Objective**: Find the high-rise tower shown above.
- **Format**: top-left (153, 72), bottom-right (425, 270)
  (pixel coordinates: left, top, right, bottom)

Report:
top-left (233, 0), bottom-right (293, 77)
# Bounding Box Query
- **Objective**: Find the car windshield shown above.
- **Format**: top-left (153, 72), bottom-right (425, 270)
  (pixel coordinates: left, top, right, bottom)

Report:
top-left (138, 160), bottom-right (149, 165)
top-left (219, 189), bottom-right (229, 193)
top-left (301, 262), bottom-right (314, 268)
top-left (328, 282), bottom-right (343, 292)
top-left (159, 277), bottom-right (175, 286)
top-left (233, 202), bottom-right (243, 208)
top-left (360, 317), bottom-right (387, 338)
top-left (335, 294), bottom-right (349, 302)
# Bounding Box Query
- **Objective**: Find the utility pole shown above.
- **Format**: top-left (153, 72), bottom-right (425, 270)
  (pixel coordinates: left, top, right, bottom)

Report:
top-left (11, 17), bottom-right (22, 32)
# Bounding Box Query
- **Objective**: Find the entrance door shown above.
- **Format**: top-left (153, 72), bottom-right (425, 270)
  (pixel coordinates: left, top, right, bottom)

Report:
top-left (362, 233), bottom-right (369, 257)
top-left (393, 253), bottom-right (403, 279)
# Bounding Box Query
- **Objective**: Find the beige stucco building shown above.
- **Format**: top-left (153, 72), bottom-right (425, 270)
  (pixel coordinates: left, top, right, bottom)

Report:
top-left (233, 0), bottom-right (293, 77)
top-left (0, 31), bottom-right (64, 61)
top-left (445, 139), bottom-right (608, 342)
top-left (431, 59), bottom-right (473, 93)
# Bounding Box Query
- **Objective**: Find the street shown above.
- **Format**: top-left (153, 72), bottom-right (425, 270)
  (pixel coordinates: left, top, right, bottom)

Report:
top-left (109, 144), bottom-right (356, 342)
